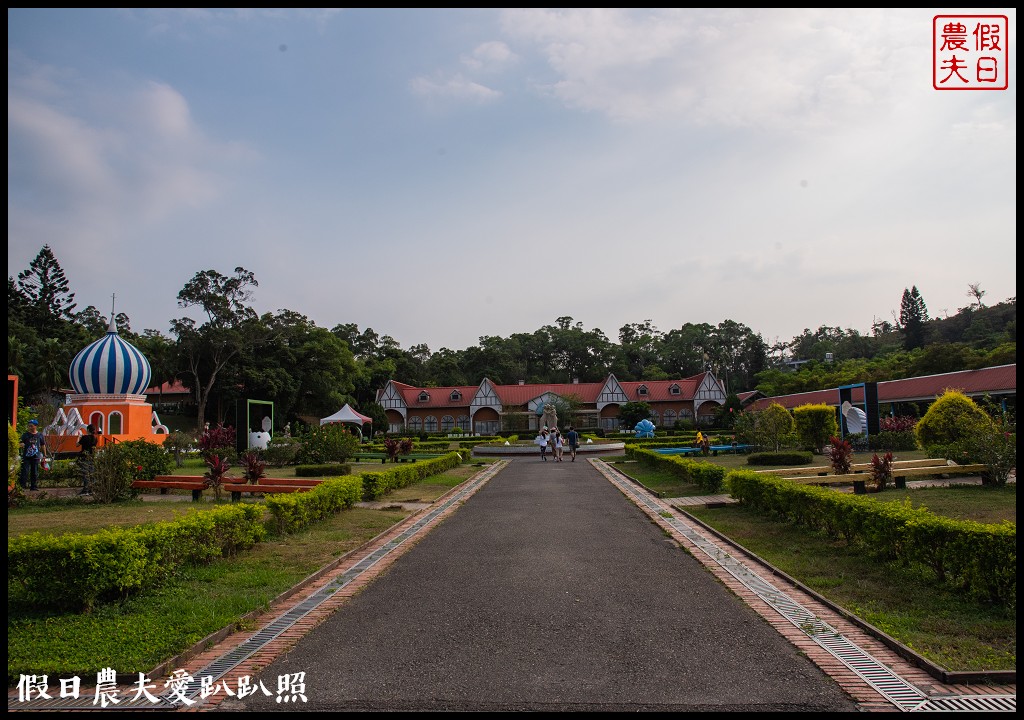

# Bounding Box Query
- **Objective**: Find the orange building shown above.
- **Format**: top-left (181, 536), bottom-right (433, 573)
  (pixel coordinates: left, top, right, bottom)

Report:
top-left (44, 318), bottom-right (168, 454)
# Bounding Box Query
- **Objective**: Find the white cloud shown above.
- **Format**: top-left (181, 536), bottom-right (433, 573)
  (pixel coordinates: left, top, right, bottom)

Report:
top-left (409, 73), bottom-right (502, 102)
top-left (460, 40), bottom-right (518, 72)
top-left (499, 8), bottom-right (932, 129)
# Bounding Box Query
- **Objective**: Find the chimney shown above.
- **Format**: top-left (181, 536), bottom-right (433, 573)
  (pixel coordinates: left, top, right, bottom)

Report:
top-left (572, 378), bottom-right (579, 384)
top-left (518, 380), bottom-right (525, 385)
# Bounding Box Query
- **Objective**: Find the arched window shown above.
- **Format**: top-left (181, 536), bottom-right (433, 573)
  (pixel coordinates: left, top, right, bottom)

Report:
top-left (663, 409), bottom-right (677, 427)
top-left (440, 415), bottom-right (455, 431)
top-left (108, 412), bottom-right (123, 435)
top-left (90, 412), bottom-right (104, 433)
top-left (408, 416), bottom-right (422, 431)
top-left (456, 415), bottom-right (470, 431)
top-left (649, 411), bottom-right (660, 426)
top-left (424, 416), bottom-right (438, 433)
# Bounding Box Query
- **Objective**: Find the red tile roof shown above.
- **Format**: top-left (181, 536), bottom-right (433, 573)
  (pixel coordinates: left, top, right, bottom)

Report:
top-left (385, 373), bottom-right (719, 410)
top-left (396, 384), bottom-right (480, 409)
top-left (747, 364), bottom-right (1016, 411)
top-left (495, 382), bottom-right (605, 405)
top-left (145, 380), bottom-right (191, 395)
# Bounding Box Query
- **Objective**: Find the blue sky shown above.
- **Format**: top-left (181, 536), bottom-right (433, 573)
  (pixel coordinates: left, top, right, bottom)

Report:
top-left (8, 8), bottom-right (1017, 353)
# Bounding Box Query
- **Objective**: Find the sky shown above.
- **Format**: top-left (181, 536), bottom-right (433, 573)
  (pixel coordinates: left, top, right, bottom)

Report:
top-left (8, 8), bottom-right (1017, 353)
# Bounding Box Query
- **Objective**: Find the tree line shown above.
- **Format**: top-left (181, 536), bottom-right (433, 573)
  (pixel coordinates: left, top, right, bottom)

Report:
top-left (8, 246), bottom-right (1016, 431)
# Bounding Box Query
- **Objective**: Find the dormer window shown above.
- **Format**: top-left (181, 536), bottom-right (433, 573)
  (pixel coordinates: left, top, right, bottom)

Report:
top-left (450, 390), bottom-right (462, 401)
top-left (638, 384), bottom-right (648, 396)
top-left (418, 392), bottom-right (430, 403)
top-left (669, 384), bottom-right (681, 395)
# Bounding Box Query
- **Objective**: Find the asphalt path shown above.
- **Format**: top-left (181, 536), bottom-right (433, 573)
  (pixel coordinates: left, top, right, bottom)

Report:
top-left (226, 457), bottom-right (859, 712)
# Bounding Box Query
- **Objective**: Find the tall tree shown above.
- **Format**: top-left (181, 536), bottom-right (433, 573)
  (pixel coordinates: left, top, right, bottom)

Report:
top-left (966, 282), bottom-right (986, 309)
top-left (14, 245), bottom-right (77, 331)
top-left (899, 286), bottom-right (929, 350)
top-left (171, 267), bottom-right (270, 432)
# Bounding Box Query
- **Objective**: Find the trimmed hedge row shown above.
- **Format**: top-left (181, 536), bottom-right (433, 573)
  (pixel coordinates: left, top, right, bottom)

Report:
top-left (264, 475), bottom-right (364, 534)
top-left (364, 440), bottom-right (455, 453)
top-left (746, 451), bottom-right (814, 466)
top-left (359, 452), bottom-right (464, 501)
top-left (295, 463), bottom-right (351, 477)
top-left (624, 447), bottom-right (726, 494)
top-left (8, 504), bottom-right (266, 611)
top-left (726, 469), bottom-right (1016, 608)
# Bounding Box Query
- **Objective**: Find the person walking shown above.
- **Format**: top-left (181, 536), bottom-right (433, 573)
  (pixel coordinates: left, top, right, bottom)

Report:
top-left (554, 430), bottom-right (564, 462)
top-left (566, 426), bottom-right (580, 462)
top-left (536, 430), bottom-right (549, 461)
top-left (19, 419), bottom-right (48, 492)
top-left (76, 424), bottom-right (99, 495)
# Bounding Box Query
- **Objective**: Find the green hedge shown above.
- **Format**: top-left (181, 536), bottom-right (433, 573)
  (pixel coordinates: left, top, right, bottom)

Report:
top-left (746, 451), bottom-right (814, 466)
top-left (726, 469), bottom-right (1016, 609)
top-left (295, 463), bottom-right (351, 477)
top-left (360, 452), bottom-right (464, 500)
top-left (264, 475), bottom-right (364, 534)
top-left (624, 447), bottom-right (726, 493)
top-left (8, 504), bottom-right (266, 612)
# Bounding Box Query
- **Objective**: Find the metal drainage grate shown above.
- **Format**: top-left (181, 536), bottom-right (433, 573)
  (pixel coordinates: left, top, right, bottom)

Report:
top-left (594, 460), bottom-right (1017, 714)
top-left (10, 461), bottom-right (508, 712)
top-left (913, 695), bottom-right (1017, 712)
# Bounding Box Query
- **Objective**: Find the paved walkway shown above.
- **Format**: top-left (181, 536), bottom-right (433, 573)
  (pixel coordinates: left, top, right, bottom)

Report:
top-left (180, 458), bottom-right (1012, 712)
top-left (12, 461), bottom-right (1015, 712)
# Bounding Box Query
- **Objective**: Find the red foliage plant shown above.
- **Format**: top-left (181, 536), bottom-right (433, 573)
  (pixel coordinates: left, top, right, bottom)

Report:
top-left (871, 451), bottom-right (894, 491)
top-left (827, 436), bottom-right (853, 475)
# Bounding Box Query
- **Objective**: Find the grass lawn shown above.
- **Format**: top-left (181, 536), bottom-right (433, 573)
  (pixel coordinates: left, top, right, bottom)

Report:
top-left (615, 459), bottom-right (1016, 673)
top-left (7, 463), bottom-right (484, 684)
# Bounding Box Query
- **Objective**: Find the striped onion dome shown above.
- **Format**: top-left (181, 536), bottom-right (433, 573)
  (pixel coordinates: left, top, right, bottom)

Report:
top-left (68, 317), bottom-right (152, 395)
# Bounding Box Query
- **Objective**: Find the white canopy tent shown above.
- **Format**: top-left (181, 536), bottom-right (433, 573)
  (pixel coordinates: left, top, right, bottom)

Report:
top-left (320, 404), bottom-right (373, 437)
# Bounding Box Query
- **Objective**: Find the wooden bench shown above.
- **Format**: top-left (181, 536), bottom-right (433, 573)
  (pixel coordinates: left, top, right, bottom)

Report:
top-left (223, 479), bottom-right (321, 502)
top-left (756, 459), bottom-right (952, 477)
top-left (783, 463), bottom-right (988, 494)
top-left (131, 476), bottom-right (207, 501)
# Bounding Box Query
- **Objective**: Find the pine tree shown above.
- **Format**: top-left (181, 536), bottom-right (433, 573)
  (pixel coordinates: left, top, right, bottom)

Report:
top-left (899, 285), bottom-right (928, 350)
top-left (15, 245), bottom-right (77, 331)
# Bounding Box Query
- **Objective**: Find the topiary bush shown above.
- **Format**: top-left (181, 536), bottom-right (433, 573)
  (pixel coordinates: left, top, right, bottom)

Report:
top-left (793, 403), bottom-right (838, 454)
top-left (747, 450), bottom-right (814, 466)
top-left (915, 389), bottom-right (995, 452)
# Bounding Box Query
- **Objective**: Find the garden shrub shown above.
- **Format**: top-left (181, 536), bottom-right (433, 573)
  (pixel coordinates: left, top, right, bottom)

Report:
top-left (295, 463), bottom-right (351, 477)
top-left (163, 430), bottom-right (197, 467)
top-left (264, 475), bottom-right (363, 535)
top-left (91, 444), bottom-right (142, 503)
top-left (752, 403), bottom-right (795, 452)
top-left (8, 504), bottom-right (265, 611)
top-left (298, 424), bottom-right (360, 464)
top-left (870, 452), bottom-right (894, 491)
top-left (265, 437), bottom-right (301, 466)
top-left (624, 447), bottom-right (726, 493)
top-left (746, 451), bottom-right (814, 466)
top-left (793, 404), bottom-right (838, 453)
top-left (198, 424), bottom-right (236, 459)
top-left (826, 436), bottom-right (853, 475)
top-left (115, 439), bottom-right (174, 481)
top-left (726, 469), bottom-right (1015, 608)
top-left (915, 389), bottom-right (994, 450)
top-left (868, 430), bottom-right (918, 451)
top-left (951, 422), bottom-right (1016, 486)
